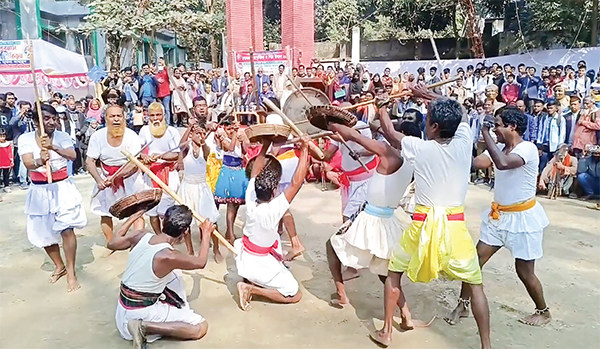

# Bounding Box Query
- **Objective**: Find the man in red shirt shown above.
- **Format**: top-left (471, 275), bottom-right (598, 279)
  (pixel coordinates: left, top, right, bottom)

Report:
top-left (501, 73), bottom-right (521, 105)
top-left (155, 58), bottom-right (172, 125)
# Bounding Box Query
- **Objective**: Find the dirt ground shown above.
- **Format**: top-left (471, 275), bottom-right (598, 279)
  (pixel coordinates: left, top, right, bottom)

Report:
top-left (0, 175), bottom-right (599, 349)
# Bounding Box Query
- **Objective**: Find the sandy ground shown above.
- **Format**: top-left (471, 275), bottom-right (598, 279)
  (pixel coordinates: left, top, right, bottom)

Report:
top-left (0, 175), bottom-right (599, 349)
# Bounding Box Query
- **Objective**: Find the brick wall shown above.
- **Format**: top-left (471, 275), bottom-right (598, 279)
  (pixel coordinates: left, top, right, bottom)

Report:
top-left (225, 0), bottom-right (263, 76)
top-left (281, 0), bottom-right (315, 68)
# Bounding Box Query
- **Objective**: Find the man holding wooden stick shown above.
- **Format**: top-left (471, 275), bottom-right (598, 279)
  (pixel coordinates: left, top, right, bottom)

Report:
top-left (108, 205), bottom-right (214, 348)
top-left (87, 105), bottom-right (147, 244)
top-left (139, 102), bottom-right (181, 235)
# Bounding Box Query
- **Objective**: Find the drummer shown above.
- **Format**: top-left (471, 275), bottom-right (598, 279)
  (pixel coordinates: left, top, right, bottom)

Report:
top-left (265, 110), bottom-right (306, 261)
top-left (139, 102), bottom-right (181, 235)
top-left (87, 105), bottom-right (147, 244)
top-left (321, 104), bottom-right (378, 221)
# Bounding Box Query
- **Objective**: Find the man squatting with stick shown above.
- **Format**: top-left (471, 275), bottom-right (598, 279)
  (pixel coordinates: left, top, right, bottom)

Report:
top-left (87, 105), bottom-right (147, 244)
top-left (108, 204), bottom-right (215, 348)
top-left (20, 103), bottom-right (87, 292)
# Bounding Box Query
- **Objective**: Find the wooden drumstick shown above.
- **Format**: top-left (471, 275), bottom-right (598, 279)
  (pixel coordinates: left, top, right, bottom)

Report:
top-left (122, 150), bottom-right (237, 255)
top-left (335, 133), bottom-right (369, 172)
top-left (341, 76), bottom-right (461, 111)
top-left (262, 97), bottom-right (325, 160)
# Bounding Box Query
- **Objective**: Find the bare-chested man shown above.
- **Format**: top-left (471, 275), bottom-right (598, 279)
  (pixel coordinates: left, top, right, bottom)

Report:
top-left (139, 102), bottom-right (181, 234)
top-left (87, 105), bottom-right (146, 243)
top-left (108, 205), bottom-right (214, 348)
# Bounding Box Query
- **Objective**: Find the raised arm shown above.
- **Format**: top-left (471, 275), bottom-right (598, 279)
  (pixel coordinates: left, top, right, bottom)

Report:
top-left (251, 138), bottom-right (272, 179)
top-left (107, 210), bottom-right (146, 250)
top-left (378, 105), bottom-right (404, 149)
top-left (284, 137), bottom-right (310, 203)
top-left (481, 116), bottom-right (524, 170)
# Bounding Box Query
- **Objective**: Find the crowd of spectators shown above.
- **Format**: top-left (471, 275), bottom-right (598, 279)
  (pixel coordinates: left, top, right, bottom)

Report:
top-left (1, 57), bottom-right (598, 202)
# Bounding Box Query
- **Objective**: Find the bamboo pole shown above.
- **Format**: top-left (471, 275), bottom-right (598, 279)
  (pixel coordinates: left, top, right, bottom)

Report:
top-left (122, 150), bottom-right (237, 255)
top-left (27, 38), bottom-right (52, 182)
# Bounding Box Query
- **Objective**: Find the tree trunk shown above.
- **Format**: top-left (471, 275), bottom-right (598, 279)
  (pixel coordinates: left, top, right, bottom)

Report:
top-left (210, 32), bottom-right (219, 68)
top-left (592, 0), bottom-right (598, 46)
top-left (107, 34), bottom-right (121, 71)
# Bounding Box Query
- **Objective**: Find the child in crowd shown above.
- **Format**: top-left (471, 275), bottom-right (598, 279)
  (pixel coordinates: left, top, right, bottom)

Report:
top-left (128, 101), bottom-right (145, 134)
top-left (0, 128), bottom-right (13, 193)
top-left (86, 98), bottom-right (103, 124)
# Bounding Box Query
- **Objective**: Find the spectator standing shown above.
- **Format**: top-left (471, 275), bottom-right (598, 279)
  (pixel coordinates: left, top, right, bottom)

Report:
top-left (463, 65), bottom-right (476, 99)
top-left (212, 68), bottom-right (229, 103)
top-left (574, 64), bottom-right (591, 97)
top-left (501, 73), bottom-right (520, 105)
top-left (563, 96), bottom-right (582, 146)
top-left (171, 68), bottom-right (193, 127)
top-left (272, 64), bottom-right (287, 100)
top-left (9, 100), bottom-right (33, 188)
top-left (117, 67), bottom-right (139, 113)
top-left (537, 99), bottom-right (566, 171)
top-left (155, 59), bottom-right (172, 124)
top-left (553, 84), bottom-right (571, 113)
top-left (0, 94), bottom-right (12, 140)
top-left (381, 68), bottom-right (393, 89)
top-left (572, 106), bottom-right (600, 157)
top-left (0, 128), bottom-right (13, 192)
top-left (128, 101), bottom-right (145, 134)
top-left (138, 63), bottom-right (158, 108)
top-left (517, 100), bottom-right (537, 142)
top-left (255, 67), bottom-right (270, 93)
top-left (86, 98), bottom-right (103, 124)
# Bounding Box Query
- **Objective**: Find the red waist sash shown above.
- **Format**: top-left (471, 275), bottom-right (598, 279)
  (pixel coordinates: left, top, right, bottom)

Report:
top-left (101, 163), bottom-right (125, 193)
top-left (412, 212), bottom-right (465, 222)
top-left (242, 235), bottom-right (283, 262)
top-left (30, 167), bottom-right (68, 184)
top-left (148, 161), bottom-right (176, 188)
top-left (339, 156), bottom-right (379, 188)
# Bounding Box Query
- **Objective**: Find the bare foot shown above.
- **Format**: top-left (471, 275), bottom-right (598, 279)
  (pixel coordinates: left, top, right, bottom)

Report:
top-left (519, 309), bottom-right (551, 326)
top-left (67, 275), bottom-right (80, 293)
top-left (48, 267), bottom-right (66, 284)
top-left (284, 245), bottom-right (305, 261)
top-left (444, 299), bottom-right (470, 325)
top-left (400, 309), bottom-right (415, 330)
top-left (329, 295), bottom-right (350, 309)
top-left (342, 267), bottom-right (360, 282)
top-left (369, 329), bottom-right (392, 347)
top-left (213, 248), bottom-right (224, 264)
top-left (237, 282), bottom-right (252, 311)
top-left (127, 319), bottom-right (147, 349)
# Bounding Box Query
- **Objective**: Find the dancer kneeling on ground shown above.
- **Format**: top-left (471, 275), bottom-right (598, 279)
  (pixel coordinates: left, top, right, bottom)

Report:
top-left (235, 135), bottom-right (310, 311)
top-left (20, 103), bottom-right (87, 292)
top-left (326, 121), bottom-right (416, 308)
top-left (446, 106), bottom-right (551, 327)
top-left (108, 205), bottom-right (215, 349)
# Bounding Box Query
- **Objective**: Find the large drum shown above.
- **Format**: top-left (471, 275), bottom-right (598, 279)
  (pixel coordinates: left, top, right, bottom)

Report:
top-left (282, 87), bottom-right (331, 135)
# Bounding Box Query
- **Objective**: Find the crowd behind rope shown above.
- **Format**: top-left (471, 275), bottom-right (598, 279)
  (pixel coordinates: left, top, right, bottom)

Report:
top-left (0, 57), bottom-right (599, 202)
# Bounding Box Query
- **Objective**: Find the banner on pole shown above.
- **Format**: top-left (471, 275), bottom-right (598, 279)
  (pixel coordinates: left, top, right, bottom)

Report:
top-left (235, 50), bottom-right (289, 76)
top-left (0, 41), bottom-right (32, 70)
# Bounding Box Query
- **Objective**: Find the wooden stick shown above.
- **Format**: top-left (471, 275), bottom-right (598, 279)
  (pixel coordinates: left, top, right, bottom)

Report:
top-left (286, 74), bottom-right (315, 106)
top-left (27, 38), bottom-right (52, 183)
top-left (122, 150), bottom-right (237, 255)
top-left (341, 77), bottom-right (461, 111)
top-left (249, 47), bottom-right (259, 111)
top-left (336, 133), bottom-right (369, 172)
top-left (262, 98), bottom-right (325, 159)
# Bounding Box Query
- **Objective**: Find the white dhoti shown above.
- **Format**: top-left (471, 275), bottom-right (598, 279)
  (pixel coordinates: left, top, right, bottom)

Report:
top-left (234, 238), bottom-right (299, 297)
top-left (341, 178), bottom-right (370, 218)
top-left (146, 170), bottom-right (180, 217)
top-left (25, 178), bottom-right (87, 248)
top-left (480, 202), bottom-right (549, 261)
top-left (177, 174), bottom-right (220, 224)
top-left (115, 270), bottom-right (204, 342)
top-left (90, 172), bottom-right (148, 218)
top-left (330, 204), bottom-right (404, 276)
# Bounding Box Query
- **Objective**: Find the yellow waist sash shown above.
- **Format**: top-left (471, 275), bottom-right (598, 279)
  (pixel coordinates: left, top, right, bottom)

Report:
top-left (489, 198), bottom-right (536, 220)
top-left (277, 149), bottom-right (296, 161)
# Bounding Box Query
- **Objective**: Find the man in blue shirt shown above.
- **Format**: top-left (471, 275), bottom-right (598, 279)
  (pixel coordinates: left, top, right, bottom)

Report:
top-left (517, 100), bottom-right (537, 142)
top-left (211, 68), bottom-right (228, 103)
top-left (517, 67), bottom-right (541, 108)
top-left (255, 67), bottom-right (270, 96)
top-left (138, 63), bottom-right (158, 108)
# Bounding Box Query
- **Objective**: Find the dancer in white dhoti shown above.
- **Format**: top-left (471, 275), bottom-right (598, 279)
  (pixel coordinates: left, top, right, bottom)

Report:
top-left (446, 106), bottom-right (551, 328)
top-left (139, 102), bottom-right (181, 235)
top-left (326, 122), bottom-right (416, 307)
top-left (322, 117), bottom-right (377, 221)
top-left (87, 105), bottom-right (147, 243)
top-left (108, 205), bottom-right (215, 348)
top-left (235, 135), bottom-right (310, 311)
top-left (20, 104), bottom-right (87, 292)
top-left (177, 120), bottom-right (221, 259)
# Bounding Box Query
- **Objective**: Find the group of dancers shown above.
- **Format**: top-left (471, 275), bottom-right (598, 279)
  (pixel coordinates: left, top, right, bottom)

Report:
top-left (20, 83), bottom-right (551, 349)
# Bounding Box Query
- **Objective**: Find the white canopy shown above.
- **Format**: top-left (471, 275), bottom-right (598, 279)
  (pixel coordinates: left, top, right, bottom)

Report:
top-left (0, 39), bottom-right (91, 102)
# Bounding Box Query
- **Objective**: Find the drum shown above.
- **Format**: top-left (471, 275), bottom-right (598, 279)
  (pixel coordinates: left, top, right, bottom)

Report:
top-left (245, 124), bottom-right (292, 144)
top-left (282, 87), bottom-right (331, 135)
top-left (306, 105), bottom-right (357, 131)
top-left (109, 189), bottom-right (162, 219)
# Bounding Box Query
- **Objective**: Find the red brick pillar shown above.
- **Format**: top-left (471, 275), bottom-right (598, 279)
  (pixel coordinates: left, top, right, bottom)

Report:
top-left (281, 0), bottom-right (315, 68)
top-left (226, 0), bottom-right (264, 76)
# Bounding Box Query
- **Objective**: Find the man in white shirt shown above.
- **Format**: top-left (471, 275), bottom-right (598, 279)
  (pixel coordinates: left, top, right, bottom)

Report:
top-left (371, 88), bottom-right (491, 349)
top-left (20, 103), bottom-right (87, 292)
top-left (87, 105), bottom-right (147, 244)
top-left (235, 136), bottom-right (310, 310)
top-left (447, 106), bottom-right (551, 328)
top-left (139, 102), bottom-right (181, 234)
top-left (272, 64), bottom-right (287, 100)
